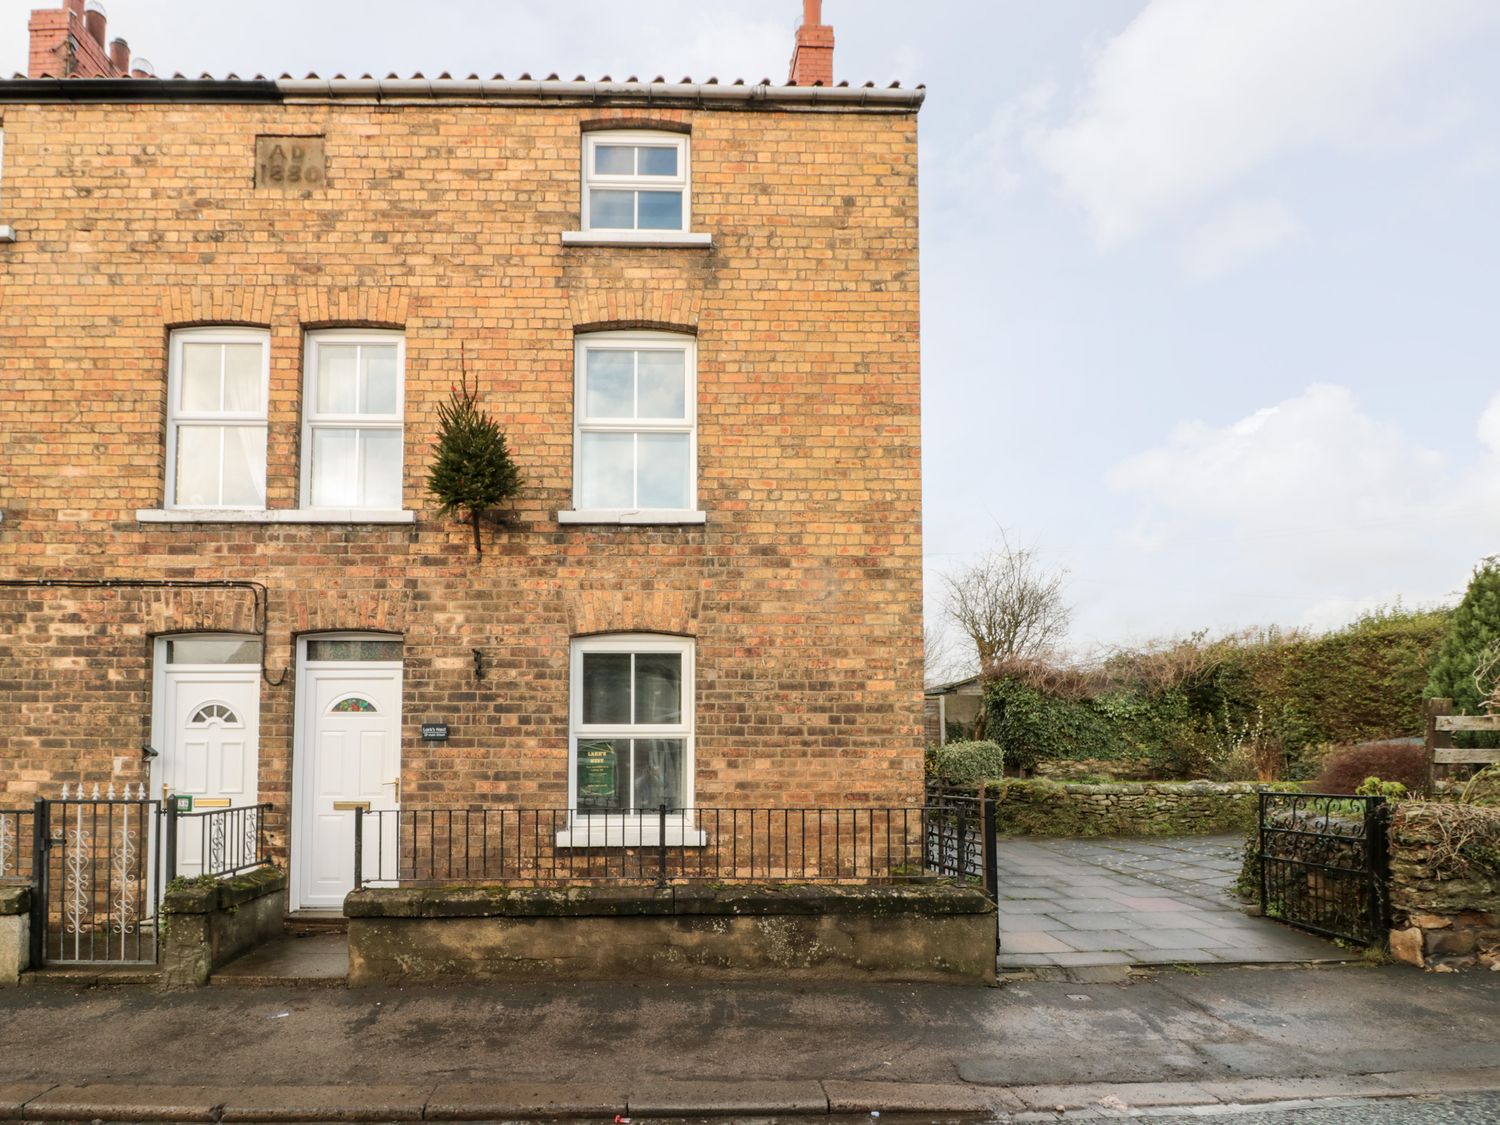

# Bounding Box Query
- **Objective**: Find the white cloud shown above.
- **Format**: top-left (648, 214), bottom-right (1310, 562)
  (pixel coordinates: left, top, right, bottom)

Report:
top-left (1180, 199), bottom-right (1300, 280)
top-left (1106, 385), bottom-right (1500, 617)
top-left (1034, 0), bottom-right (1499, 245)
top-left (927, 83), bottom-right (1052, 215)
top-left (1477, 393), bottom-right (1500, 455)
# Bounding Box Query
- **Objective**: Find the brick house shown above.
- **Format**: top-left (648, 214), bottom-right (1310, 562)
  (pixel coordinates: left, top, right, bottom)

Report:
top-left (0, 1), bottom-right (924, 910)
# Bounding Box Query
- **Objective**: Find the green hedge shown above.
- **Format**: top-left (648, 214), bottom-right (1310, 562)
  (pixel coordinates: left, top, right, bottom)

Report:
top-left (980, 607), bottom-right (1451, 778)
top-left (926, 740), bottom-right (1006, 785)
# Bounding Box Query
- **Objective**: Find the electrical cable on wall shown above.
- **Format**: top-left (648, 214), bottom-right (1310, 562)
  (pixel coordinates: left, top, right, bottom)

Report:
top-left (0, 577), bottom-right (288, 686)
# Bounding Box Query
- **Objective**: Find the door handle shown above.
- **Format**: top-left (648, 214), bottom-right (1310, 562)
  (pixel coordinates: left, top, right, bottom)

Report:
top-left (386, 778), bottom-right (401, 804)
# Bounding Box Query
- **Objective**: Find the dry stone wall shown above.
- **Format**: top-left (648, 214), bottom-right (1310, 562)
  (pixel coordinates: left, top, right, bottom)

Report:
top-left (986, 779), bottom-right (1267, 838)
top-left (1387, 804), bottom-right (1500, 972)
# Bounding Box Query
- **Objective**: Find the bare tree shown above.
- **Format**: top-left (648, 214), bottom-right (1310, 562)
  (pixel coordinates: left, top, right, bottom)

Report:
top-left (923, 621), bottom-right (969, 688)
top-left (942, 538), bottom-right (1071, 674)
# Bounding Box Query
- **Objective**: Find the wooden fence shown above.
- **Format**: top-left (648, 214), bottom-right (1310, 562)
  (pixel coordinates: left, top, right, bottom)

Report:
top-left (1423, 698), bottom-right (1500, 791)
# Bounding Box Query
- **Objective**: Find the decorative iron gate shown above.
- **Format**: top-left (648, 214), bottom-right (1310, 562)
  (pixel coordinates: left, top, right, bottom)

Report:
top-left (33, 786), bottom-right (162, 966)
top-left (923, 784), bottom-right (999, 903)
top-left (22, 789), bottom-right (275, 967)
top-left (1258, 792), bottom-right (1390, 947)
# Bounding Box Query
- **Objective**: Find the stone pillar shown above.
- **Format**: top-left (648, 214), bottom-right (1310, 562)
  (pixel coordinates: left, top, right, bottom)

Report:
top-left (0, 886), bottom-right (31, 985)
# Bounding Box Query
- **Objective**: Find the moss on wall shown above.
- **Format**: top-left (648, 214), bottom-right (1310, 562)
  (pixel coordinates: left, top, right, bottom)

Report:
top-left (986, 779), bottom-right (1267, 838)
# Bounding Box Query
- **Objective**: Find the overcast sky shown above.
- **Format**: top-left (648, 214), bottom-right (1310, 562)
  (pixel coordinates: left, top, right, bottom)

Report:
top-left (7, 1), bottom-right (1500, 666)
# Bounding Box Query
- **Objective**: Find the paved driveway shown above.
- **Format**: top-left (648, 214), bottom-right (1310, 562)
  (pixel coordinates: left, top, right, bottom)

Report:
top-left (997, 834), bottom-right (1344, 968)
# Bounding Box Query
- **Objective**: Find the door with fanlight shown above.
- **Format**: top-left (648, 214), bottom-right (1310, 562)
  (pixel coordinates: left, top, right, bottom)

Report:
top-left (151, 635), bottom-right (262, 879)
top-left (293, 636), bottom-right (403, 910)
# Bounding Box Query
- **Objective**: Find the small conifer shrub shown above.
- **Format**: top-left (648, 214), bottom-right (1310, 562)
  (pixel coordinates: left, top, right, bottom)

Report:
top-left (1427, 557), bottom-right (1500, 714)
top-left (426, 355), bottom-right (522, 557)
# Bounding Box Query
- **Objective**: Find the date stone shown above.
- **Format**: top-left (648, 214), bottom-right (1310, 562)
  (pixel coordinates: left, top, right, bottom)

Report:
top-left (256, 136), bottom-right (325, 190)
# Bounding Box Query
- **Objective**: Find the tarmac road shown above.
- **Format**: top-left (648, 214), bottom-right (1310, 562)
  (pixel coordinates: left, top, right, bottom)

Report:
top-left (1129, 1092), bottom-right (1500, 1122)
top-left (0, 963), bottom-right (1497, 1121)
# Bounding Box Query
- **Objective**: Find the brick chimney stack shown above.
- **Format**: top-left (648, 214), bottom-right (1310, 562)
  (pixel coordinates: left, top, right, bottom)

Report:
top-left (28, 0), bottom-right (137, 78)
top-left (788, 0), bottom-right (834, 86)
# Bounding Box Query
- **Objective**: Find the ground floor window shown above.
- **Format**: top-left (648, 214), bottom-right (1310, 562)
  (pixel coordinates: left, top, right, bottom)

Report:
top-left (569, 633), bottom-right (694, 816)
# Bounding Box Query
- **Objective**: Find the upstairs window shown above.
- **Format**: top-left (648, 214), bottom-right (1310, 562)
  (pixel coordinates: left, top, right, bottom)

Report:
top-left (166, 327), bottom-right (270, 509)
top-left (583, 132), bottom-right (689, 233)
top-left (301, 330), bottom-right (405, 510)
top-left (573, 332), bottom-right (696, 516)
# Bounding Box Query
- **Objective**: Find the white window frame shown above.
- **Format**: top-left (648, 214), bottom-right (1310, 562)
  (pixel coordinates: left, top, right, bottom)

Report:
top-left (164, 326), bottom-right (270, 511)
top-left (562, 130), bottom-right (710, 248)
top-left (562, 330), bottom-right (703, 525)
top-left (559, 633), bottom-right (704, 848)
top-left (0, 128), bottom-right (14, 242)
top-left (300, 329), bottom-right (406, 513)
top-left (583, 130), bottom-right (689, 233)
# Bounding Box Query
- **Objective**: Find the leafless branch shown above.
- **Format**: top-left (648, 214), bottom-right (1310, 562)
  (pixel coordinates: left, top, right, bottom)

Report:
top-left (1474, 641), bottom-right (1500, 711)
top-left (942, 536), bottom-right (1071, 675)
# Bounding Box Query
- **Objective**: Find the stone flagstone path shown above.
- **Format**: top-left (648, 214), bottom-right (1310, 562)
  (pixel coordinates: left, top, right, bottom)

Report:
top-left (997, 834), bottom-right (1345, 968)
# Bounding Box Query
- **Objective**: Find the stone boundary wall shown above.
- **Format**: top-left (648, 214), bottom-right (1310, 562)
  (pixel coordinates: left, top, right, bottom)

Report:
top-left (159, 866), bottom-right (286, 989)
top-left (1387, 804), bottom-right (1500, 972)
top-left (346, 883), bottom-right (996, 986)
top-left (1033, 758), bottom-right (1156, 782)
top-left (985, 780), bottom-right (1270, 838)
top-left (0, 885), bottom-right (30, 985)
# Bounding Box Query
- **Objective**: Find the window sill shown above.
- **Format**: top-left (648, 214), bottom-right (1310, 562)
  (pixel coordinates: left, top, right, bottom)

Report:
top-left (555, 824), bottom-right (708, 849)
top-left (0, 225), bottom-right (15, 243)
top-left (137, 508), bottom-right (417, 524)
top-left (557, 509), bottom-right (707, 526)
top-left (561, 230), bottom-right (712, 249)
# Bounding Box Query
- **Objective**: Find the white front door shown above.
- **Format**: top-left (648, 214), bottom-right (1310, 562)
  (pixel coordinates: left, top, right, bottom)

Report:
top-left (295, 664), bottom-right (402, 909)
top-left (153, 666), bottom-right (261, 878)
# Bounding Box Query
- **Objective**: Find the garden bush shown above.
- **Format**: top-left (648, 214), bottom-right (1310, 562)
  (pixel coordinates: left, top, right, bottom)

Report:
top-left (974, 606), bottom-right (1451, 780)
top-left (1426, 558), bottom-right (1500, 715)
top-left (926, 739), bottom-right (1006, 785)
top-left (983, 679), bottom-right (1108, 773)
top-left (1316, 742), bottom-right (1428, 795)
top-left (1425, 560), bottom-right (1500, 751)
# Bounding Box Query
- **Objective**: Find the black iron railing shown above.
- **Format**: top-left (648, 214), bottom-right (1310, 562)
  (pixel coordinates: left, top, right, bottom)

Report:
top-left (352, 804), bottom-right (991, 891)
top-left (169, 802), bottom-right (272, 880)
top-left (9, 794), bottom-right (275, 969)
top-left (0, 807), bottom-right (35, 883)
top-left (923, 785), bottom-right (999, 900)
top-left (1258, 792), bottom-right (1390, 946)
top-left (35, 795), bottom-right (160, 965)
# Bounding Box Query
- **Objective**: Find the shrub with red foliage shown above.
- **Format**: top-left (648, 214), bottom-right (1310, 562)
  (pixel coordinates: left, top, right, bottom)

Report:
top-left (1316, 741), bottom-right (1427, 795)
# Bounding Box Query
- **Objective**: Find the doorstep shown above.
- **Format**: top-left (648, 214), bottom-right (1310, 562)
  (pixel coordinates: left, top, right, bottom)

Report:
top-left (211, 932), bottom-right (348, 988)
top-left (19, 964), bottom-right (160, 988)
top-left (283, 910), bottom-right (347, 936)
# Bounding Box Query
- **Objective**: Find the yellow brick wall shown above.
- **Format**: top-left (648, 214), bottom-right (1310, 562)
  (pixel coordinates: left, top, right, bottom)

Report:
top-left (0, 98), bottom-right (923, 843)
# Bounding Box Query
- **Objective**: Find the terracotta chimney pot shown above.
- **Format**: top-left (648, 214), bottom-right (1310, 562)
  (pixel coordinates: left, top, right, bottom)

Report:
top-left (84, 3), bottom-right (106, 48)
